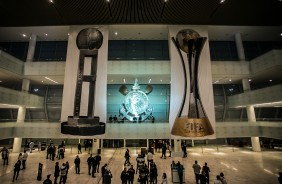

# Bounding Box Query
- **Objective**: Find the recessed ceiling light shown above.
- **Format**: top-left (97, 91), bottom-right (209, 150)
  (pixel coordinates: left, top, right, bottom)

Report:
top-left (220, 0), bottom-right (226, 3)
top-left (106, 0), bottom-right (110, 2)
top-left (41, 80), bottom-right (44, 83)
top-left (280, 33), bottom-right (282, 36)
top-left (269, 79), bottom-right (272, 82)
top-left (229, 79), bottom-right (232, 82)
top-left (0, 80), bottom-right (2, 83)
top-left (22, 34), bottom-right (26, 37)
top-left (160, 79), bottom-right (162, 82)
top-left (68, 33), bottom-right (70, 36)
top-left (111, 79), bottom-right (113, 82)
top-left (45, 77), bottom-right (58, 84)
top-left (114, 32), bottom-right (118, 35)
top-left (49, 0), bottom-right (53, 3)
top-left (248, 79), bottom-right (252, 82)
top-left (45, 33), bottom-right (48, 36)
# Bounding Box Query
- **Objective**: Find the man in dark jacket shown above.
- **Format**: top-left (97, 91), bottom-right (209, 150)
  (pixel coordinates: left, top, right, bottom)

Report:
top-left (12, 160), bottom-right (21, 182)
top-left (87, 154), bottom-right (93, 175)
top-left (127, 165), bottom-right (135, 184)
top-left (121, 168), bottom-right (128, 184)
top-left (54, 162), bottom-right (60, 184)
top-left (43, 174), bottom-right (52, 184)
top-left (74, 155), bottom-right (80, 174)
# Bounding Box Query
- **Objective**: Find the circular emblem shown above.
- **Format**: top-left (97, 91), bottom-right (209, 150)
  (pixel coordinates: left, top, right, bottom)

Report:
top-left (119, 79), bottom-right (153, 121)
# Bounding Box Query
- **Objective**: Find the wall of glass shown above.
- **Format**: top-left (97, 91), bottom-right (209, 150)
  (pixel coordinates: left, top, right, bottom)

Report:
top-left (33, 41), bottom-right (68, 61)
top-left (0, 42), bottom-right (29, 61)
top-left (108, 40), bottom-right (169, 60)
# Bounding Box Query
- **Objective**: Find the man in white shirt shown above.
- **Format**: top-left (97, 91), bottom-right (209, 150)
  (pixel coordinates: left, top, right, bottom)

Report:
top-left (22, 150), bottom-right (28, 170)
top-left (29, 141), bottom-right (34, 153)
top-left (192, 160), bottom-right (201, 184)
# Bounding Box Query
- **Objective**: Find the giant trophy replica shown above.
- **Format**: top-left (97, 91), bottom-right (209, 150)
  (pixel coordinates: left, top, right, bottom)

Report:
top-left (61, 28), bottom-right (106, 136)
top-left (171, 29), bottom-right (214, 137)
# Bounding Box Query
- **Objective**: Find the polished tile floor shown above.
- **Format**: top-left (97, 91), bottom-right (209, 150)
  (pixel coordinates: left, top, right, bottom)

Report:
top-left (0, 145), bottom-right (281, 184)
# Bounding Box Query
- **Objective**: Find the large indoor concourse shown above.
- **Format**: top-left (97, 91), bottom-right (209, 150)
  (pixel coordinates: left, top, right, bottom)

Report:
top-left (0, 0), bottom-right (282, 184)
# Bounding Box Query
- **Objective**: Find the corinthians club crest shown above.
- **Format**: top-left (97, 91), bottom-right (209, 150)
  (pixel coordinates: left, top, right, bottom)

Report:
top-left (119, 79), bottom-right (153, 122)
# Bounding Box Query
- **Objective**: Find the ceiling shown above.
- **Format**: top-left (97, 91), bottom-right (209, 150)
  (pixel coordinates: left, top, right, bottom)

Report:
top-left (0, 0), bottom-right (282, 27)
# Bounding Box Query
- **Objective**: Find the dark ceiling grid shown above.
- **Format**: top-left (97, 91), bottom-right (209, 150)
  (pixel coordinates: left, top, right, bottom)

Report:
top-left (150, 0), bottom-right (164, 23)
top-left (94, 1), bottom-right (111, 24)
top-left (110, 0), bottom-right (123, 24)
top-left (165, 0), bottom-right (188, 24)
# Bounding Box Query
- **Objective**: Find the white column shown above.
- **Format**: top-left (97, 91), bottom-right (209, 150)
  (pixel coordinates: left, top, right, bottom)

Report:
top-left (242, 78), bottom-right (261, 152)
top-left (26, 34), bottom-right (37, 62)
top-left (13, 79), bottom-right (30, 153)
top-left (174, 139), bottom-right (181, 152)
top-left (242, 78), bottom-right (251, 91)
top-left (191, 139), bottom-right (195, 147)
top-left (92, 139), bottom-right (100, 154)
top-left (246, 105), bottom-right (261, 152)
top-left (235, 33), bottom-right (246, 61)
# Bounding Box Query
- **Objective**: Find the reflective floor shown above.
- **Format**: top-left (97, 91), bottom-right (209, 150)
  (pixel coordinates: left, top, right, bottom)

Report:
top-left (0, 145), bottom-right (281, 184)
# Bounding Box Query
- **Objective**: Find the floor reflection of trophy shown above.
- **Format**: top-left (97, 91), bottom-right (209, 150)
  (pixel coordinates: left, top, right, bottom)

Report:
top-left (171, 29), bottom-right (214, 137)
top-left (61, 28), bottom-right (105, 136)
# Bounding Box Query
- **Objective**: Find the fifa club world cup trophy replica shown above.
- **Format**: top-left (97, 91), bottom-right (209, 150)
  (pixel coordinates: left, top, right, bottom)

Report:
top-left (171, 29), bottom-right (214, 137)
top-left (61, 28), bottom-right (106, 136)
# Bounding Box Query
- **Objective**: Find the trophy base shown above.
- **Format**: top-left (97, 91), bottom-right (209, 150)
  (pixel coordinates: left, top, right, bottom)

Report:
top-left (61, 116), bottom-right (106, 136)
top-left (171, 117), bottom-right (214, 137)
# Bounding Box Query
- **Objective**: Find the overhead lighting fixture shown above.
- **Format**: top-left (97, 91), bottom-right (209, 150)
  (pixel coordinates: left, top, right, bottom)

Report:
top-left (34, 88), bottom-right (39, 92)
top-left (229, 79), bottom-right (232, 82)
top-left (269, 79), bottom-right (272, 82)
top-left (106, 0), bottom-right (110, 2)
top-left (49, 0), bottom-right (53, 3)
top-left (68, 33), bottom-right (70, 36)
top-left (114, 32), bottom-right (118, 35)
top-left (160, 79), bottom-right (162, 82)
top-left (164, 0), bottom-right (168, 2)
top-left (220, 0), bottom-right (226, 3)
top-left (111, 79), bottom-right (113, 82)
top-left (248, 79), bottom-right (252, 82)
top-left (45, 77), bottom-right (58, 84)
top-left (45, 33), bottom-right (48, 36)
top-left (0, 80), bottom-right (2, 82)
top-left (22, 34), bottom-right (26, 37)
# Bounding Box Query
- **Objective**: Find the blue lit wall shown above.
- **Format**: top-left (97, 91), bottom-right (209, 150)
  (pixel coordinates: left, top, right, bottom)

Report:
top-left (107, 84), bottom-right (170, 122)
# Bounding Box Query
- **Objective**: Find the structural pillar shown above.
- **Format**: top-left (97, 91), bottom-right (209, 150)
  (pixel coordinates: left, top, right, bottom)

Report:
top-left (13, 79), bottom-right (30, 153)
top-left (191, 139), bottom-right (195, 147)
top-left (243, 78), bottom-right (261, 152)
top-left (26, 34), bottom-right (37, 62)
top-left (174, 139), bottom-right (181, 152)
top-left (246, 105), bottom-right (261, 152)
top-left (235, 33), bottom-right (246, 61)
top-left (92, 139), bottom-right (100, 154)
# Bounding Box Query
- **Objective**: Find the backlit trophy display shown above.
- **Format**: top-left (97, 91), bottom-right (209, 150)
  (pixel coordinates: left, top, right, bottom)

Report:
top-left (61, 28), bottom-right (106, 136)
top-left (171, 29), bottom-right (214, 137)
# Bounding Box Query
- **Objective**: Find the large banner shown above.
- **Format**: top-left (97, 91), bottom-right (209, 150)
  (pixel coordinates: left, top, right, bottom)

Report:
top-left (169, 26), bottom-right (216, 139)
top-left (60, 26), bottom-right (108, 138)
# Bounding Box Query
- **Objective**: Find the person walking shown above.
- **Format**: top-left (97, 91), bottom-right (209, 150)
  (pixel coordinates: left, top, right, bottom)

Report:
top-left (91, 156), bottom-right (98, 178)
top-left (160, 144), bottom-right (166, 159)
top-left (214, 175), bottom-right (223, 184)
top-left (219, 172), bottom-right (227, 184)
top-left (200, 170), bottom-right (208, 184)
top-left (12, 160), bottom-right (21, 182)
top-left (101, 163), bottom-right (108, 183)
top-left (182, 144), bottom-right (187, 158)
top-left (74, 155), bottom-right (80, 174)
top-left (95, 153), bottom-right (101, 172)
top-left (121, 168), bottom-right (128, 184)
top-left (54, 162), bottom-right (60, 184)
top-left (127, 165), bottom-right (135, 184)
top-left (202, 162), bottom-right (211, 184)
top-left (1, 147), bottom-right (9, 165)
top-left (104, 170), bottom-right (112, 184)
top-left (177, 162), bottom-right (184, 184)
top-left (87, 154), bottom-right (93, 175)
top-left (192, 160), bottom-right (201, 184)
top-left (29, 140), bottom-right (34, 153)
top-left (59, 163), bottom-right (67, 184)
top-left (22, 150), bottom-right (28, 170)
top-left (161, 173), bottom-right (167, 184)
top-left (43, 174), bottom-right (52, 184)
top-left (147, 151), bottom-right (153, 168)
top-left (77, 143), bottom-right (82, 154)
top-left (124, 148), bottom-right (131, 165)
top-left (65, 161), bottom-right (69, 179)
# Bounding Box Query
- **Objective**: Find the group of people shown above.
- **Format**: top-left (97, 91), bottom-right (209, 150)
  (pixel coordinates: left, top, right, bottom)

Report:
top-left (121, 150), bottom-right (167, 184)
top-left (191, 160), bottom-right (227, 184)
